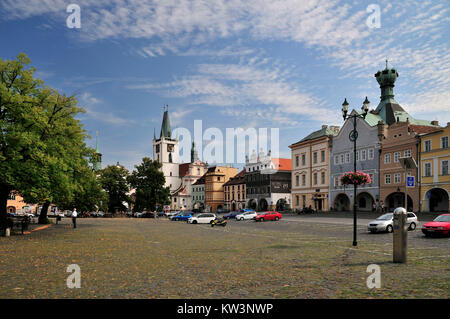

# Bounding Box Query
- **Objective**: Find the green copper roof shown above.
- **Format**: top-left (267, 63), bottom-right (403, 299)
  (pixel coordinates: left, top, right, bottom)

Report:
top-left (296, 125), bottom-right (339, 144)
top-left (354, 110), bottom-right (384, 127)
top-left (160, 108), bottom-right (172, 139)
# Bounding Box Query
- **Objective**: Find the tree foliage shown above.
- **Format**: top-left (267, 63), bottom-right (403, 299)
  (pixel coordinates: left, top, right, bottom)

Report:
top-left (0, 53), bottom-right (105, 227)
top-left (128, 157), bottom-right (170, 212)
top-left (98, 164), bottom-right (131, 214)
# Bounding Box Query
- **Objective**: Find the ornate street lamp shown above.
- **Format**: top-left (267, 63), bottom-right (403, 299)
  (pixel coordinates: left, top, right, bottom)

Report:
top-left (341, 97), bottom-right (370, 246)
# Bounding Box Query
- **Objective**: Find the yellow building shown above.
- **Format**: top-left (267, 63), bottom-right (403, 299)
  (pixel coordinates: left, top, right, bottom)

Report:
top-left (420, 123), bottom-right (450, 212)
top-left (205, 165), bottom-right (238, 212)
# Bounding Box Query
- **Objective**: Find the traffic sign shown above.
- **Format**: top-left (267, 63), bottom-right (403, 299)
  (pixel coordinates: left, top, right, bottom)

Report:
top-left (407, 176), bottom-right (414, 187)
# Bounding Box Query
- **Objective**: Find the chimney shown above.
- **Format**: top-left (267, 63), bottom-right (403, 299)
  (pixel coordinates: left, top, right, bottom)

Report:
top-left (322, 125), bottom-right (328, 130)
top-left (377, 121), bottom-right (387, 141)
top-left (431, 120), bottom-right (439, 126)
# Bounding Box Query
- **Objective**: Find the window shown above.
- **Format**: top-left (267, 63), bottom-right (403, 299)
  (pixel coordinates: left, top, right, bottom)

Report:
top-left (394, 173), bottom-right (401, 183)
top-left (334, 155), bottom-right (339, 165)
top-left (302, 154), bottom-right (306, 166)
top-left (394, 152), bottom-right (401, 163)
top-left (295, 175), bottom-right (299, 186)
top-left (302, 175), bottom-right (306, 186)
top-left (321, 150), bottom-right (325, 162)
top-left (302, 195), bottom-right (306, 207)
top-left (295, 155), bottom-right (299, 167)
top-left (345, 153), bottom-right (350, 163)
top-left (340, 154), bottom-right (344, 164)
top-left (334, 177), bottom-right (339, 188)
top-left (424, 163), bottom-right (432, 177)
top-left (313, 173), bottom-right (318, 185)
top-left (321, 172), bottom-right (325, 184)
top-left (385, 174), bottom-right (391, 184)
top-left (441, 136), bottom-right (449, 149)
top-left (313, 152), bottom-right (317, 164)
top-left (296, 195), bottom-right (299, 206)
top-left (368, 148), bottom-right (374, 160)
top-left (385, 153), bottom-right (391, 164)
top-left (424, 140), bottom-right (432, 152)
top-left (361, 149), bottom-right (367, 161)
top-left (369, 173), bottom-right (374, 185)
top-left (404, 149), bottom-right (411, 158)
top-left (442, 160), bottom-right (449, 175)
top-left (356, 151), bottom-right (359, 161)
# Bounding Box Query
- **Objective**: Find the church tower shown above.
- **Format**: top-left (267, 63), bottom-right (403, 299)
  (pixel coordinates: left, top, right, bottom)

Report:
top-left (153, 106), bottom-right (180, 193)
top-left (93, 131), bottom-right (102, 172)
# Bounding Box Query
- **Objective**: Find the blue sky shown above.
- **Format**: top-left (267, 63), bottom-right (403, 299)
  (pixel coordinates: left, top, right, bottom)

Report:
top-left (1, 0), bottom-right (449, 171)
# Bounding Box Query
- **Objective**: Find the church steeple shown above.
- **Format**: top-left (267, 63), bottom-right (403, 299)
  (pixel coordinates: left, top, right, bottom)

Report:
top-left (191, 141), bottom-right (199, 163)
top-left (93, 131), bottom-right (102, 172)
top-left (160, 105), bottom-right (172, 139)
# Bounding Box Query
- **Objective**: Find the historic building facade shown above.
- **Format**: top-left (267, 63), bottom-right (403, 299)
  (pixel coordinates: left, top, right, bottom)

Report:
top-left (379, 121), bottom-right (440, 212)
top-left (245, 150), bottom-right (292, 211)
top-left (205, 166), bottom-right (238, 212)
top-left (330, 64), bottom-right (438, 213)
top-left (420, 123), bottom-right (450, 212)
top-left (289, 125), bottom-right (339, 211)
top-left (223, 169), bottom-right (246, 211)
top-left (191, 174), bottom-right (206, 212)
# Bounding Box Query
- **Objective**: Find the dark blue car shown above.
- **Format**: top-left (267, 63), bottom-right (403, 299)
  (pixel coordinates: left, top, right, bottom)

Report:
top-left (223, 211), bottom-right (240, 219)
top-left (170, 212), bottom-right (192, 221)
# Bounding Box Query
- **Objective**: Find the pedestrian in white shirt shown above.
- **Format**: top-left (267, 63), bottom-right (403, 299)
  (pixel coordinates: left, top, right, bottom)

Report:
top-left (72, 208), bottom-right (78, 229)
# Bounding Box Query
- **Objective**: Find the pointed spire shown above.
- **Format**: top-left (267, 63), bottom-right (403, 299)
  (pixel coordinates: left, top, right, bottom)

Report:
top-left (160, 105), bottom-right (172, 139)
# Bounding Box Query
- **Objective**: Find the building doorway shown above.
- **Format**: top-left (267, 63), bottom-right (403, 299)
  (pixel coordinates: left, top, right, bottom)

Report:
top-left (385, 192), bottom-right (413, 212)
top-left (333, 194), bottom-right (350, 211)
top-left (356, 192), bottom-right (375, 212)
top-left (259, 198), bottom-right (268, 211)
top-left (428, 188), bottom-right (449, 212)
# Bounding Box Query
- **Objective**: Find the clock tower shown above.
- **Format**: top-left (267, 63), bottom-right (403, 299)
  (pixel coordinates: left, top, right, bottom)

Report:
top-left (153, 106), bottom-right (180, 193)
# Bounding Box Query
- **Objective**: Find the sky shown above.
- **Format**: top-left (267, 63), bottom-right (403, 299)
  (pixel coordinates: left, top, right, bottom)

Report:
top-left (0, 0), bottom-right (449, 172)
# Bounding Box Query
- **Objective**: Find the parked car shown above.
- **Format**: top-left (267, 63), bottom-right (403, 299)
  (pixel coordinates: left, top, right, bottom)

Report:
top-left (223, 211), bottom-right (241, 219)
top-left (367, 212), bottom-right (418, 233)
top-left (166, 211), bottom-right (180, 218)
top-left (235, 211), bottom-right (257, 221)
top-left (96, 211), bottom-right (105, 217)
top-left (157, 211), bottom-right (165, 217)
top-left (170, 212), bottom-right (192, 221)
top-left (188, 213), bottom-right (216, 224)
top-left (141, 211), bottom-right (156, 218)
top-left (254, 211), bottom-right (282, 222)
top-left (422, 214), bottom-right (450, 237)
top-left (216, 208), bottom-right (229, 214)
top-left (135, 212), bottom-right (144, 218)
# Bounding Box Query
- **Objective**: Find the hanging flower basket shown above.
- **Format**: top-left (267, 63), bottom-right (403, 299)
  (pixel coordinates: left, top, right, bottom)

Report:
top-left (341, 171), bottom-right (372, 186)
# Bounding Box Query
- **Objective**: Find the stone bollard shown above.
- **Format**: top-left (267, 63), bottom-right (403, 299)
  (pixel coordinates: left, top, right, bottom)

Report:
top-left (5, 228), bottom-right (10, 237)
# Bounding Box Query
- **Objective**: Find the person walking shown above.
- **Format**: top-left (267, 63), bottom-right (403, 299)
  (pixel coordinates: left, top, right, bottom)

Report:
top-left (71, 208), bottom-right (78, 229)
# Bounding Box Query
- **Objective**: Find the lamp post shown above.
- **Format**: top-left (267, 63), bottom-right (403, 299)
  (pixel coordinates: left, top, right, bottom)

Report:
top-left (341, 97), bottom-right (370, 246)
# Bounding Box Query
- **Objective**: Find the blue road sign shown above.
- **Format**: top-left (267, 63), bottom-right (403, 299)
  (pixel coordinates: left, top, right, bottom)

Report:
top-left (407, 176), bottom-right (415, 187)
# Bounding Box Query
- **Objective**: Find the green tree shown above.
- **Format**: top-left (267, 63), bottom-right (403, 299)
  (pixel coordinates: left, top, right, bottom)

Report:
top-left (128, 157), bottom-right (170, 212)
top-left (98, 164), bottom-right (130, 214)
top-left (0, 53), bottom-right (97, 227)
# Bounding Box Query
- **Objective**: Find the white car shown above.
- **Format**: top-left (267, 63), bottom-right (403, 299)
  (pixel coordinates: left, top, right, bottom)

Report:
top-left (188, 213), bottom-right (216, 224)
top-left (235, 211), bottom-right (257, 221)
top-left (368, 212), bottom-right (418, 233)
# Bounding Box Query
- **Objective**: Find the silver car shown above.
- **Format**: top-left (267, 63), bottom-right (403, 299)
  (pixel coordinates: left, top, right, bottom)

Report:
top-left (367, 212), bottom-right (418, 233)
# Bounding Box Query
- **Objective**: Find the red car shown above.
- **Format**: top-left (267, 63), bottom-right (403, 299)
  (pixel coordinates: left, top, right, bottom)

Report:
top-left (254, 211), bottom-right (282, 222)
top-left (422, 214), bottom-right (450, 237)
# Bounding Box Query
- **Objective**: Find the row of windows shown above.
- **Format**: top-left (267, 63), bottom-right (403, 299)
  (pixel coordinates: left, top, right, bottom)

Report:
top-left (384, 173), bottom-right (411, 184)
top-left (423, 136), bottom-right (449, 152)
top-left (295, 150), bottom-right (326, 167)
top-left (334, 148), bottom-right (375, 165)
top-left (247, 187), bottom-right (271, 194)
top-left (225, 193), bottom-right (243, 201)
top-left (192, 187), bottom-right (204, 193)
top-left (246, 174), bottom-right (270, 182)
top-left (193, 195), bottom-right (204, 201)
top-left (424, 160), bottom-right (449, 177)
top-left (295, 172), bottom-right (326, 186)
top-left (246, 164), bottom-right (270, 172)
top-left (384, 149), bottom-right (411, 163)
